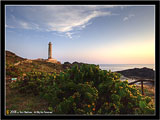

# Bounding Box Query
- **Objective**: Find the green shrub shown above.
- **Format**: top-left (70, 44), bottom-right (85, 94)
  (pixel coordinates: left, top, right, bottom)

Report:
top-left (10, 64), bottom-right (154, 114)
top-left (6, 65), bottom-right (23, 77)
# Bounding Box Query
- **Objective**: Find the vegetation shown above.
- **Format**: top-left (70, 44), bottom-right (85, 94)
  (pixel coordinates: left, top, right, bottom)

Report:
top-left (6, 51), bottom-right (25, 65)
top-left (5, 51), bottom-right (155, 114)
top-left (5, 51), bottom-right (63, 76)
top-left (9, 64), bottom-right (155, 114)
top-left (6, 85), bottom-right (49, 111)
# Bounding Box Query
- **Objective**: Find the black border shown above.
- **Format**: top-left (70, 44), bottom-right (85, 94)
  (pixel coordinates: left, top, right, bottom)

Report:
top-left (1, 1), bottom-right (160, 119)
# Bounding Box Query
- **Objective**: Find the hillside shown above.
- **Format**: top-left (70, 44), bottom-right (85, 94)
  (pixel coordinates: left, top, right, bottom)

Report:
top-left (5, 51), bottom-right (91, 76)
top-left (5, 51), bottom-right (63, 78)
top-left (6, 51), bottom-right (26, 65)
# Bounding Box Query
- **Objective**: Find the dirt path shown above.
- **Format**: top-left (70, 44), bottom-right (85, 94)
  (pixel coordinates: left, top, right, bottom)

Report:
top-left (14, 60), bottom-right (32, 66)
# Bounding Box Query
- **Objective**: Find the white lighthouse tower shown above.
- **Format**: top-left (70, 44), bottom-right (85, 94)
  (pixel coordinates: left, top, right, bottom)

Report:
top-left (47, 42), bottom-right (58, 63)
top-left (48, 42), bottom-right (52, 59)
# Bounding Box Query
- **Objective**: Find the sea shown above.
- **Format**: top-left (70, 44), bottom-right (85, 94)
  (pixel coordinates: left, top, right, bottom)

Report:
top-left (98, 64), bottom-right (155, 85)
top-left (98, 64), bottom-right (155, 72)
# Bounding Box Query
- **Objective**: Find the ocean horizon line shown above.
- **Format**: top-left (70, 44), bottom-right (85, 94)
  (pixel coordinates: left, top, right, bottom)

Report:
top-left (98, 64), bottom-right (155, 72)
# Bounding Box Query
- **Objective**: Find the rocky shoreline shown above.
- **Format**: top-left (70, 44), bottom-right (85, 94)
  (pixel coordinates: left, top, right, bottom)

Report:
top-left (116, 67), bottom-right (155, 80)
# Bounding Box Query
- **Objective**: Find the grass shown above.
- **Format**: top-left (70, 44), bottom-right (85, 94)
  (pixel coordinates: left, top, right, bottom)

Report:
top-left (6, 84), bottom-right (49, 112)
top-left (135, 84), bottom-right (155, 107)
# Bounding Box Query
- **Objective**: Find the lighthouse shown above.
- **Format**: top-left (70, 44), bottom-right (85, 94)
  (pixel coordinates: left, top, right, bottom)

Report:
top-left (48, 42), bottom-right (52, 59)
top-left (47, 42), bottom-right (59, 64)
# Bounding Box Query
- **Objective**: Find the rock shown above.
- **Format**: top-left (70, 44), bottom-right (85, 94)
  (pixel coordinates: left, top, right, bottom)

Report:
top-left (72, 61), bottom-right (79, 64)
top-left (62, 62), bottom-right (72, 69)
top-left (64, 62), bottom-right (71, 65)
top-left (116, 67), bottom-right (154, 80)
top-left (57, 61), bottom-right (61, 64)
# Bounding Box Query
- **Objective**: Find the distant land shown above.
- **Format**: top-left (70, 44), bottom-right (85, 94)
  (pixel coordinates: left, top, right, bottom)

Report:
top-left (116, 68), bottom-right (154, 80)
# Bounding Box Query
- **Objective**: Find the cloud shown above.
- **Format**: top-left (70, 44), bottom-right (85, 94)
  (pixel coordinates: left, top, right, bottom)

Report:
top-left (6, 5), bottom-right (118, 38)
top-left (6, 14), bottom-right (40, 30)
top-left (123, 14), bottom-right (135, 21)
top-left (5, 24), bottom-right (15, 28)
top-left (66, 32), bottom-right (73, 39)
top-left (46, 10), bottom-right (111, 33)
top-left (19, 21), bottom-right (32, 29)
top-left (123, 17), bottom-right (129, 21)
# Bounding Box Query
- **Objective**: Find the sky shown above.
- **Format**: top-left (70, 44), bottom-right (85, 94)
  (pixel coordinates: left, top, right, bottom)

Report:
top-left (5, 5), bottom-right (155, 64)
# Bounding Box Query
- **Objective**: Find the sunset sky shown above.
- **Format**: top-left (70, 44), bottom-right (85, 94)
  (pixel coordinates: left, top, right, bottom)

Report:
top-left (5, 5), bottom-right (155, 64)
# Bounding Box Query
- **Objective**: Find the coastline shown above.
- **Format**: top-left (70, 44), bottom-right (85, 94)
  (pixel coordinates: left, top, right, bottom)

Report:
top-left (114, 67), bottom-right (155, 86)
top-left (119, 75), bottom-right (154, 86)
top-left (115, 67), bottom-right (155, 85)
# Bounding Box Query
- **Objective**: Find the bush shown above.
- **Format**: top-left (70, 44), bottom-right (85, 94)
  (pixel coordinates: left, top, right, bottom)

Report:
top-left (6, 65), bottom-right (23, 77)
top-left (10, 64), bottom-right (154, 114)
